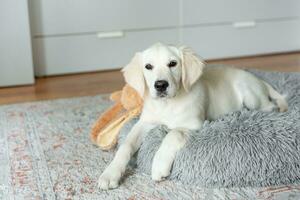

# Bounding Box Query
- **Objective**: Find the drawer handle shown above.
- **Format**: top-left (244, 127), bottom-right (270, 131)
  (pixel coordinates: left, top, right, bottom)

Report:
top-left (97, 31), bottom-right (124, 39)
top-left (233, 21), bottom-right (256, 29)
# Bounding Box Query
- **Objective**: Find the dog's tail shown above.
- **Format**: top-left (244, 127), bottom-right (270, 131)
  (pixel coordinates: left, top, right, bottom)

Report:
top-left (263, 81), bottom-right (288, 112)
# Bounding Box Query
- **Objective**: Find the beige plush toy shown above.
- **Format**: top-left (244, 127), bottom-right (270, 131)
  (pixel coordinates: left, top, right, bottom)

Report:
top-left (90, 84), bottom-right (143, 150)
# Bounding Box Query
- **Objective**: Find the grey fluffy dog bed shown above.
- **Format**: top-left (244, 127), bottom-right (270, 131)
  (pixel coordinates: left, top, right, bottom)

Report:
top-left (119, 68), bottom-right (300, 187)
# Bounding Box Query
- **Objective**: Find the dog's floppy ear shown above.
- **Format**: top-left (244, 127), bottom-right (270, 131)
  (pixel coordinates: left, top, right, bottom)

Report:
top-left (121, 53), bottom-right (145, 98)
top-left (180, 46), bottom-right (205, 91)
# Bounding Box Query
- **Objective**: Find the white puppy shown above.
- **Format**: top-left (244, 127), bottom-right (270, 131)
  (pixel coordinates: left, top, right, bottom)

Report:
top-left (98, 43), bottom-right (288, 190)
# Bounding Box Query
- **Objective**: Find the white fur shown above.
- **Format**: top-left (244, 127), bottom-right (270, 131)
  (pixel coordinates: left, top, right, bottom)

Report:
top-left (98, 43), bottom-right (288, 189)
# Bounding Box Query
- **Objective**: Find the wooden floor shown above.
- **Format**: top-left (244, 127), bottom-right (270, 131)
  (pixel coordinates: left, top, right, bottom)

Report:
top-left (1, 52), bottom-right (300, 105)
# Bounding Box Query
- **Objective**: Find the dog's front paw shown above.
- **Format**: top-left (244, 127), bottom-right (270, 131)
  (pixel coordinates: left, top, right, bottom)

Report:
top-left (151, 151), bottom-right (172, 182)
top-left (98, 167), bottom-right (121, 190)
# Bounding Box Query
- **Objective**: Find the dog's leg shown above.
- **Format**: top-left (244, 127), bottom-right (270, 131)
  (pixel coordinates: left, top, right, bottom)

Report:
top-left (151, 128), bottom-right (188, 181)
top-left (98, 120), bottom-right (151, 190)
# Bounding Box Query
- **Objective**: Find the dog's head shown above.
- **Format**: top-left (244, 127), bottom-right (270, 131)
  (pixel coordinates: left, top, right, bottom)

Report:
top-left (122, 43), bottom-right (205, 99)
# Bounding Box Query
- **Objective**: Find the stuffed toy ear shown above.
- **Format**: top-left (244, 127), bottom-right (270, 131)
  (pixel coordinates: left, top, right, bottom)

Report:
top-left (122, 53), bottom-right (145, 98)
top-left (180, 47), bottom-right (206, 92)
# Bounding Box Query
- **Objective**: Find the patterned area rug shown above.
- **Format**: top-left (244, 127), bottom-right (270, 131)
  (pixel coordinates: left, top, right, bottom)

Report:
top-left (1, 94), bottom-right (300, 200)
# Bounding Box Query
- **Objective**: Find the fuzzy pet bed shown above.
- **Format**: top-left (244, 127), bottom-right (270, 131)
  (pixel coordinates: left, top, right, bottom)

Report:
top-left (119, 68), bottom-right (300, 187)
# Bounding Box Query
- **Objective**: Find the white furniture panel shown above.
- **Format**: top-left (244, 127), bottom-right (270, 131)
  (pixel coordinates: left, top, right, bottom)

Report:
top-left (29, 0), bottom-right (179, 36)
top-left (29, 0), bottom-right (300, 76)
top-left (182, 0), bottom-right (300, 25)
top-left (182, 19), bottom-right (300, 59)
top-left (0, 0), bottom-right (34, 87)
top-left (33, 29), bottom-right (178, 76)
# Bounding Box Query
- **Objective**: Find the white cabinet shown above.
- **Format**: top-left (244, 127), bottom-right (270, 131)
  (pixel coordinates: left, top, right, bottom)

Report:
top-left (29, 0), bottom-right (180, 76)
top-left (29, 0), bottom-right (179, 36)
top-left (33, 28), bottom-right (178, 75)
top-left (182, 0), bottom-right (300, 25)
top-left (180, 0), bottom-right (300, 59)
top-left (0, 0), bottom-right (34, 87)
top-left (182, 19), bottom-right (300, 59)
top-left (28, 0), bottom-right (300, 76)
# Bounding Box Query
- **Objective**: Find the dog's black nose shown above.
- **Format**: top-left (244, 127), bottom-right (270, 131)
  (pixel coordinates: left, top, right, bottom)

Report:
top-left (154, 80), bottom-right (169, 92)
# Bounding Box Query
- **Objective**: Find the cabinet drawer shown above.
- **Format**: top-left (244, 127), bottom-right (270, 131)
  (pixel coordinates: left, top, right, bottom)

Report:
top-left (183, 0), bottom-right (300, 25)
top-left (32, 29), bottom-right (178, 76)
top-left (182, 19), bottom-right (300, 59)
top-left (29, 0), bottom-right (179, 36)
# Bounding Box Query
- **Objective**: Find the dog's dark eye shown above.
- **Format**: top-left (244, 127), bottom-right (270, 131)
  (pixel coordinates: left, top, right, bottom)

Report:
top-left (145, 64), bottom-right (153, 70)
top-left (168, 60), bottom-right (177, 68)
